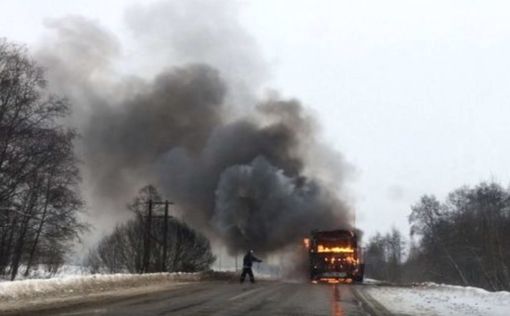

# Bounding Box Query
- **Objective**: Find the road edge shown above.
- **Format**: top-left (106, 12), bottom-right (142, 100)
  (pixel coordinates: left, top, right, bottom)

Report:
top-left (352, 285), bottom-right (393, 316)
top-left (0, 282), bottom-right (197, 315)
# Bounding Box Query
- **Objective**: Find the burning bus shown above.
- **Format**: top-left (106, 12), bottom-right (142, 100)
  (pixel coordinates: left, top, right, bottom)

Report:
top-left (304, 229), bottom-right (364, 283)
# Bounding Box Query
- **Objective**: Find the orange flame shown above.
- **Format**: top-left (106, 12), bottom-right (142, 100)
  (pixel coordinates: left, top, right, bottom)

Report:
top-left (303, 238), bottom-right (310, 249)
top-left (320, 278), bottom-right (340, 284)
top-left (317, 245), bottom-right (354, 253)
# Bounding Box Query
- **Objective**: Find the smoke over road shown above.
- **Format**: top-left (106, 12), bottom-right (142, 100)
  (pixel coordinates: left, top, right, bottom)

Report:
top-left (36, 0), bottom-right (354, 254)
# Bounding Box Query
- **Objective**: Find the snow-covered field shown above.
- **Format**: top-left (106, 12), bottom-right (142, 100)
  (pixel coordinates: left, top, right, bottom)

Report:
top-left (366, 282), bottom-right (510, 316)
top-left (0, 271), bottom-right (220, 313)
top-left (0, 272), bottom-right (202, 301)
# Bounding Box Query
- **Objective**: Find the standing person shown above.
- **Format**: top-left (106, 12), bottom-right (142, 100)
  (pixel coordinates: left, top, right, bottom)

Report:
top-left (240, 249), bottom-right (262, 283)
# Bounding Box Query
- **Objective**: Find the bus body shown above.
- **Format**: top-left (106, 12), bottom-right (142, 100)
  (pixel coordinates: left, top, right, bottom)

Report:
top-left (305, 229), bottom-right (364, 282)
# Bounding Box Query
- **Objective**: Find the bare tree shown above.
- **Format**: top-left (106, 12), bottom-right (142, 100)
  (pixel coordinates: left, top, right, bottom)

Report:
top-left (0, 39), bottom-right (84, 280)
top-left (409, 195), bottom-right (469, 286)
top-left (86, 185), bottom-right (215, 273)
top-left (399, 182), bottom-right (510, 291)
top-left (364, 228), bottom-right (405, 282)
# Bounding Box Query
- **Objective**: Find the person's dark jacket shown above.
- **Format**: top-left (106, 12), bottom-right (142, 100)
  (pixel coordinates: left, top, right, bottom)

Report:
top-left (243, 252), bottom-right (262, 268)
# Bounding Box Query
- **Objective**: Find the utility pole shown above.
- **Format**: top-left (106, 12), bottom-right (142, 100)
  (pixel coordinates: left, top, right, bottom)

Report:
top-left (162, 200), bottom-right (169, 272)
top-left (143, 199), bottom-right (153, 273)
top-left (142, 199), bottom-right (173, 273)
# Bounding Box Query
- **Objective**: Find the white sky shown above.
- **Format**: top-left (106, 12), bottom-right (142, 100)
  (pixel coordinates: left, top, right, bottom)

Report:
top-left (2, 0), bottom-right (510, 240)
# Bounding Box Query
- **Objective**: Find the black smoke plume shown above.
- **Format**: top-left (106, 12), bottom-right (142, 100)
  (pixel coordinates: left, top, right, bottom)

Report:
top-left (36, 1), bottom-right (354, 254)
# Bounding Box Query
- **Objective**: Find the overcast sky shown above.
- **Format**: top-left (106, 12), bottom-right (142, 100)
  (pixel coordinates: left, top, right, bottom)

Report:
top-left (2, 0), bottom-right (510, 240)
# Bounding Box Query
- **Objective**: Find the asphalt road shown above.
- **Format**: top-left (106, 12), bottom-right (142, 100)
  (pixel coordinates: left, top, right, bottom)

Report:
top-left (34, 281), bottom-right (373, 316)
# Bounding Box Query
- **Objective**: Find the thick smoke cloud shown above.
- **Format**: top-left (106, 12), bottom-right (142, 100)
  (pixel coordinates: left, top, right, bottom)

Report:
top-left (36, 0), bottom-right (354, 254)
top-left (213, 156), bottom-right (344, 252)
top-left (85, 64), bottom-right (226, 200)
top-left (124, 0), bottom-right (267, 107)
top-left (154, 96), bottom-right (351, 253)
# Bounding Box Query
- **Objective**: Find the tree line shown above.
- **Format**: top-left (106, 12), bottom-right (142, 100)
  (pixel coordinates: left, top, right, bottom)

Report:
top-left (0, 39), bottom-right (84, 280)
top-left (364, 182), bottom-right (510, 291)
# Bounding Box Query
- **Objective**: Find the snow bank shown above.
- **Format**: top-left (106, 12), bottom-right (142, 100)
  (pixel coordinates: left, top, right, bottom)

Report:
top-left (362, 278), bottom-right (383, 285)
top-left (365, 282), bottom-right (510, 316)
top-left (0, 272), bottom-right (202, 303)
top-left (0, 265), bottom-right (90, 282)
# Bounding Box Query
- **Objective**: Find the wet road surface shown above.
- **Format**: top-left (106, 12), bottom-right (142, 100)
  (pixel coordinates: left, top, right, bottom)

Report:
top-left (36, 281), bottom-right (369, 316)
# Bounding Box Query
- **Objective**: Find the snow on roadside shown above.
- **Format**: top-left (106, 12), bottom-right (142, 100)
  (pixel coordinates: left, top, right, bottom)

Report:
top-left (0, 265), bottom-right (91, 282)
top-left (0, 272), bottom-right (201, 303)
top-left (362, 278), bottom-right (382, 285)
top-left (365, 282), bottom-right (510, 316)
